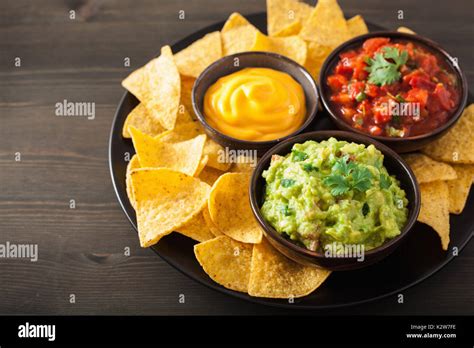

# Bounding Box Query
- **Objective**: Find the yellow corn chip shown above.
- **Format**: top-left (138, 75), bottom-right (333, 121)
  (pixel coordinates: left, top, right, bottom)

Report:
top-left (251, 31), bottom-right (307, 65)
top-left (203, 202), bottom-right (223, 237)
top-left (397, 26), bottom-right (416, 34)
top-left (199, 166), bottom-right (224, 186)
top-left (272, 21), bottom-right (302, 37)
top-left (248, 238), bottom-right (331, 298)
top-left (304, 42), bottom-right (333, 80)
top-left (418, 181), bottom-right (450, 250)
top-left (174, 31), bottom-right (222, 78)
top-left (209, 173), bottom-right (263, 243)
top-left (230, 155), bottom-right (256, 174)
top-left (221, 12), bottom-right (251, 32)
top-left (180, 76), bottom-right (197, 119)
top-left (203, 140), bottom-right (231, 171)
top-left (267, 0), bottom-right (313, 36)
top-left (122, 103), bottom-right (165, 138)
top-left (347, 15), bottom-right (368, 38)
top-left (403, 153), bottom-right (457, 184)
top-left (194, 236), bottom-right (253, 292)
top-left (130, 126), bottom-right (206, 176)
top-left (131, 168), bottom-right (210, 247)
top-left (222, 24), bottom-right (260, 56)
top-left (195, 155), bottom-right (209, 176)
top-left (177, 210), bottom-right (215, 242)
top-left (447, 165), bottom-right (474, 214)
top-left (299, 0), bottom-right (350, 47)
top-left (422, 104), bottom-right (474, 164)
top-left (126, 155), bottom-right (141, 209)
top-left (122, 46), bottom-right (180, 130)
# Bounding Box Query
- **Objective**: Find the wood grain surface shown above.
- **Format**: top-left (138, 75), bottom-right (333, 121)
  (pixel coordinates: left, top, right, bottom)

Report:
top-left (0, 0), bottom-right (472, 315)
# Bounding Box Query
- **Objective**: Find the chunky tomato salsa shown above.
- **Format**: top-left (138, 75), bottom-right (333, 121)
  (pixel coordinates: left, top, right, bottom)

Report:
top-left (326, 37), bottom-right (461, 137)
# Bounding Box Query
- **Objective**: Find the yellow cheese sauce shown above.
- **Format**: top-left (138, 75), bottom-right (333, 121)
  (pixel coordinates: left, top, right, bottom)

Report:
top-left (203, 68), bottom-right (306, 141)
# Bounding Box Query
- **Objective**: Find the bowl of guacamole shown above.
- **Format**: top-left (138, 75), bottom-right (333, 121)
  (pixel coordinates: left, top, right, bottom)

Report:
top-left (250, 131), bottom-right (420, 271)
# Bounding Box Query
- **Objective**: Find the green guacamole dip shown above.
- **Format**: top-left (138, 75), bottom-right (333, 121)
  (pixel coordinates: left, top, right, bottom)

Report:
top-left (261, 138), bottom-right (408, 252)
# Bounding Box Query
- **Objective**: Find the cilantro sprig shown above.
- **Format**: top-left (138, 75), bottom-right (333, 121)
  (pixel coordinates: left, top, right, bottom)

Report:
top-left (365, 47), bottom-right (408, 86)
top-left (323, 155), bottom-right (373, 196)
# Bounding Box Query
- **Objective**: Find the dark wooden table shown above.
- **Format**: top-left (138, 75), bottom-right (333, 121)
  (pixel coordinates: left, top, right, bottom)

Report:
top-left (0, 0), bottom-right (472, 315)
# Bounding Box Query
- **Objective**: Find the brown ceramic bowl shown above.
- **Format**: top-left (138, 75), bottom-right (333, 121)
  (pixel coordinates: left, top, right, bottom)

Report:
top-left (249, 130), bottom-right (421, 271)
top-left (192, 51), bottom-right (319, 156)
top-left (319, 32), bottom-right (468, 153)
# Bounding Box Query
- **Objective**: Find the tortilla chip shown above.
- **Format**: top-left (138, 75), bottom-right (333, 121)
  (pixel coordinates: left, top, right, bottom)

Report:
top-left (251, 31), bottom-right (307, 65)
top-left (208, 173), bottom-right (263, 243)
top-left (299, 0), bottom-right (350, 46)
top-left (174, 31), bottom-right (222, 78)
top-left (177, 210), bottom-right (215, 242)
top-left (194, 236), bottom-right (253, 292)
top-left (221, 12), bottom-right (251, 32)
top-left (199, 166), bottom-right (224, 186)
top-left (131, 168), bottom-right (210, 247)
top-left (222, 24), bottom-right (260, 56)
top-left (347, 15), bottom-right (368, 37)
top-left (122, 46), bottom-right (180, 130)
top-left (202, 202), bottom-right (223, 236)
top-left (418, 181), bottom-right (450, 250)
top-left (268, 36), bottom-right (308, 66)
top-left (403, 153), bottom-right (457, 184)
top-left (422, 104), bottom-right (474, 164)
top-left (122, 103), bottom-right (165, 138)
top-left (203, 140), bottom-right (231, 171)
top-left (397, 26), bottom-right (416, 34)
top-left (304, 42), bottom-right (333, 80)
top-left (195, 155), bottom-right (209, 176)
top-left (180, 76), bottom-right (196, 119)
top-left (272, 21), bottom-right (302, 37)
top-left (154, 120), bottom-right (230, 171)
top-left (126, 155), bottom-right (141, 209)
top-left (447, 165), bottom-right (474, 214)
top-left (130, 126), bottom-right (206, 176)
top-left (230, 155), bottom-right (256, 173)
top-left (248, 238), bottom-right (331, 298)
top-left (267, 0), bottom-right (313, 36)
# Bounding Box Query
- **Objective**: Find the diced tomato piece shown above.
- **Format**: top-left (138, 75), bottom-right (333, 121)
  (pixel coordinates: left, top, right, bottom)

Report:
top-left (335, 60), bottom-right (353, 75)
top-left (330, 93), bottom-right (352, 104)
top-left (364, 84), bottom-right (379, 98)
top-left (327, 74), bottom-right (348, 92)
top-left (352, 57), bottom-right (368, 80)
top-left (348, 81), bottom-right (365, 99)
top-left (419, 54), bottom-right (440, 75)
top-left (369, 126), bottom-right (382, 136)
top-left (406, 88), bottom-right (428, 109)
top-left (362, 38), bottom-right (390, 55)
top-left (408, 75), bottom-right (436, 91)
top-left (432, 83), bottom-right (454, 110)
top-left (341, 107), bottom-right (356, 120)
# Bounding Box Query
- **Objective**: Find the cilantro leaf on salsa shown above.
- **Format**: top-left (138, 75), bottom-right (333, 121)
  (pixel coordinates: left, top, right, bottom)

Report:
top-left (365, 47), bottom-right (408, 86)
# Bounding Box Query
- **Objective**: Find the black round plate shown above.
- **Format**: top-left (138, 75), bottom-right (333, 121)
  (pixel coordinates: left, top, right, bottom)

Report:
top-left (109, 13), bottom-right (473, 309)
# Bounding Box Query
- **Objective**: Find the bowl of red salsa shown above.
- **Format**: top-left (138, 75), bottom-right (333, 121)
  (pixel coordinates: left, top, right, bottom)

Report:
top-left (319, 32), bottom-right (468, 153)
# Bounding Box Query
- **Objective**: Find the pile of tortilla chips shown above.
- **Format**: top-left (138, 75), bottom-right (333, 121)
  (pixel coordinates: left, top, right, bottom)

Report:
top-left (120, 0), bottom-right (472, 298)
top-left (402, 104), bottom-right (474, 250)
top-left (122, 1), bottom-right (353, 298)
